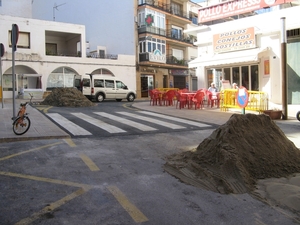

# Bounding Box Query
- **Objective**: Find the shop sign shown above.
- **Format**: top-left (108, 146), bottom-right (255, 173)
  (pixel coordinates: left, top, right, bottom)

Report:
top-left (198, 0), bottom-right (292, 23)
top-left (213, 27), bottom-right (256, 53)
top-left (149, 49), bottom-right (166, 63)
top-left (170, 69), bottom-right (189, 75)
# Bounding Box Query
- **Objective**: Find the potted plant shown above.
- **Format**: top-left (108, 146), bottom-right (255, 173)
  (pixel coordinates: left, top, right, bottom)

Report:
top-left (263, 108), bottom-right (282, 120)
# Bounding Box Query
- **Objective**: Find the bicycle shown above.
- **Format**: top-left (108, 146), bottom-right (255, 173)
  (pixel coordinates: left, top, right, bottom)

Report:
top-left (12, 93), bottom-right (33, 135)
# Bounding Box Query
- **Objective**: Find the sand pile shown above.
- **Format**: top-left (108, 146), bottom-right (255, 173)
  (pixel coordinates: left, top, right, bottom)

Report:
top-left (164, 113), bottom-right (300, 194)
top-left (41, 88), bottom-right (95, 107)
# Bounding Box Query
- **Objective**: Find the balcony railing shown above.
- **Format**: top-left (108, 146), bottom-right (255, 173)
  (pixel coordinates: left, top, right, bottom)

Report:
top-left (166, 55), bottom-right (188, 66)
top-left (86, 52), bottom-right (118, 59)
top-left (139, 52), bottom-right (188, 67)
top-left (138, 25), bottom-right (166, 36)
top-left (138, 1), bottom-right (189, 20)
top-left (166, 30), bottom-right (194, 44)
top-left (46, 51), bottom-right (81, 57)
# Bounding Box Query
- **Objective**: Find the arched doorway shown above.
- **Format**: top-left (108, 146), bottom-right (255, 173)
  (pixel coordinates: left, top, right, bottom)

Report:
top-left (47, 67), bottom-right (79, 90)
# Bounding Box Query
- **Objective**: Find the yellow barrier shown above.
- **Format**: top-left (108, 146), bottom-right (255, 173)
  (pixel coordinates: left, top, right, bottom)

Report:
top-left (154, 88), bottom-right (179, 92)
top-left (220, 89), bottom-right (268, 113)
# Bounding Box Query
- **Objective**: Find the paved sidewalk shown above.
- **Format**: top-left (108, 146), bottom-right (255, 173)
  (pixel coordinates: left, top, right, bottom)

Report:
top-left (0, 99), bottom-right (70, 143)
top-left (1, 99), bottom-right (299, 147)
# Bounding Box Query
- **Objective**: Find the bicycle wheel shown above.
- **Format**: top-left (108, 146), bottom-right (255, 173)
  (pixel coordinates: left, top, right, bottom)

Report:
top-left (13, 116), bottom-right (31, 135)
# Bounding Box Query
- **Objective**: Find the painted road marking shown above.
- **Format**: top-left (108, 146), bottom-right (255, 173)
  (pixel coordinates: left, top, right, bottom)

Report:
top-left (15, 188), bottom-right (89, 225)
top-left (139, 111), bottom-right (211, 128)
top-left (0, 142), bottom-right (63, 161)
top-left (72, 113), bottom-right (126, 133)
top-left (47, 113), bottom-right (92, 136)
top-left (107, 186), bottom-right (148, 223)
top-left (36, 105), bottom-right (53, 113)
top-left (116, 112), bottom-right (186, 129)
top-left (64, 138), bottom-right (76, 147)
top-left (0, 171), bottom-right (92, 189)
top-left (94, 112), bottom-right (157, 131)
top-left (80, 153), bottom-right (100, 171)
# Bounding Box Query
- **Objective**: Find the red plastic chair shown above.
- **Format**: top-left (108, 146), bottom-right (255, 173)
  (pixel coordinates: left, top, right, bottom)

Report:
top-left (191, 91), bottom-right (205, 110)
top-left (149, 89), bottom-right (161, 106)
top-left (175, 91), bottom-right (187, 109)
top-left (162, 90), bottom-right (176, 106)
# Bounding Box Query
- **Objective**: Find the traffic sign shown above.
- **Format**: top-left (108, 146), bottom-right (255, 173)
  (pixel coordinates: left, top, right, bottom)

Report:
top-left (236, 86), bottom-right (249, 108)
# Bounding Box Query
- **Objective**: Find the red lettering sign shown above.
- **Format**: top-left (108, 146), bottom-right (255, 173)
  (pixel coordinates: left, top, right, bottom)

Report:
top-left (198, 0), bottom-right (292, 23)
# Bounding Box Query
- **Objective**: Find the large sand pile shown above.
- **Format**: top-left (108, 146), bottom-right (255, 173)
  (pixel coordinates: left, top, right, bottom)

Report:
top-left (164, 113), bottom-right (300, 194)
top-left (41, 88), bottom-right (95, 107)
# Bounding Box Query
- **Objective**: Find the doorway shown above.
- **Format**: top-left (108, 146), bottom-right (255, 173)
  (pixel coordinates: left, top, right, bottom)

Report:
top-left (141, 75), bottom-right (154, 97)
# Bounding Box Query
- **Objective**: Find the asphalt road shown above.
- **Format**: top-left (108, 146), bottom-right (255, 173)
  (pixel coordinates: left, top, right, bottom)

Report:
top-left (0, 102), bottom-right (299, 224)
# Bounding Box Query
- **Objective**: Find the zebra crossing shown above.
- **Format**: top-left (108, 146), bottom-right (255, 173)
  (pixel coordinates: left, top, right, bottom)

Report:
top-left (46, 110), bottom-right (212, 136)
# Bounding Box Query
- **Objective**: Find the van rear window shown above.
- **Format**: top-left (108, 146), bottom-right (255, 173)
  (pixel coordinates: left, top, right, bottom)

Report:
top-left (94, 79), bottom-right (104, 87)
top-left (82, 78), bottom-right (90, 87)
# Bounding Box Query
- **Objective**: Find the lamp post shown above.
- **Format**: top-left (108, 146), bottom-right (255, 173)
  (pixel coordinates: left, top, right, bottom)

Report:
top-left (281, 17), bottom-right (287, 120)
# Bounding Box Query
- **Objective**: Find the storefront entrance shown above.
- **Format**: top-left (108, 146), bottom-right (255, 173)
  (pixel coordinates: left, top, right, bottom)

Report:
top-left (141, 75), bottom-right (154, 98)
top-left (207, 64), bottom-right (259, 91)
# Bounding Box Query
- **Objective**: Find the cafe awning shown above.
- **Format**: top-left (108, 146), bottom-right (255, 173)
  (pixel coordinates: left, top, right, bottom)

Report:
top-left (189, 48), bottom-right (266, 68)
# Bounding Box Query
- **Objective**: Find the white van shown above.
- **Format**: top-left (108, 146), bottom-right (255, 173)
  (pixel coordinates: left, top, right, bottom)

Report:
top-left (75, 74), bottom-right (136, 102)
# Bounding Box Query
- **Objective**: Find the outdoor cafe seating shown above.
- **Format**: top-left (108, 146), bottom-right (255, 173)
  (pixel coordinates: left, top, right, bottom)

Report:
top-left (149, 88), bottom-right (220, 110)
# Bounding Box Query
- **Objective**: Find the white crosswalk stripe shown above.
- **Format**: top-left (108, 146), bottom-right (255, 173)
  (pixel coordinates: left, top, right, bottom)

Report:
top-left (47, 111), bottom-right (211, 136)
top-left (116, 112), bottom-right (186, 129)
top-left (47, 113), bottom-right (92, 136)
top-left (94, 112), bottom-right (157, 131)
top-left (138, 111), bottom-right (211, 128)
top-left (72, 113), bottom-right (126, 133)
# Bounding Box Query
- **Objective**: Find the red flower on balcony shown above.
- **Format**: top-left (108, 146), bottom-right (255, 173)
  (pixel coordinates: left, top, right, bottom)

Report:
top-left (145, 14), bottom-right (154, 26)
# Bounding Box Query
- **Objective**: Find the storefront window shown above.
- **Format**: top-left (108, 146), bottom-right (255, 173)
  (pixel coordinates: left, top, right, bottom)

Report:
top-left (223, 68), bottom-right (230, 81)
top-left (232, 67), bottom-right (240, 87)
top-left (251, 65), bottom-right (259, 91)
top-left (242, 66), bottom-right (249, 90)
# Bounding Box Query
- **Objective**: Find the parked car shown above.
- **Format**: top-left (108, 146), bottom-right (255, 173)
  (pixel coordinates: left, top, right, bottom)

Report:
top-left (75, 74), bottom-right (136, 102)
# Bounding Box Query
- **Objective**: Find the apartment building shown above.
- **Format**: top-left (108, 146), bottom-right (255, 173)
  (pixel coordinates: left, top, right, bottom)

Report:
top-left (186, 0), bottom-right (300, 107)
top-left (136, 0), bottom-right (200, 97)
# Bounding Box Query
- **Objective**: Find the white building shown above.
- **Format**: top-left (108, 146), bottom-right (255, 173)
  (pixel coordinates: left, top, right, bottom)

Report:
top-left (185, 1), bottom-right (300, 112)
top-left (0, 14), bottom-right (136, 99)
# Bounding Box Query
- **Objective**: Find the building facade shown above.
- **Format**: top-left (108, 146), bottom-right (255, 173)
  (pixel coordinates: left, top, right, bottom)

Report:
top-left (0, 14), bottom-right (135, 99)
top-left (186, 1), bottom-right (300, 109)
top-left (136, 0), bottom-right (200, 98)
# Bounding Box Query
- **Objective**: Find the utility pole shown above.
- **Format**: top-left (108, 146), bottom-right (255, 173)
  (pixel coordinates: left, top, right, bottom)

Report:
top-left (281, 17), bottom-right (288, 120)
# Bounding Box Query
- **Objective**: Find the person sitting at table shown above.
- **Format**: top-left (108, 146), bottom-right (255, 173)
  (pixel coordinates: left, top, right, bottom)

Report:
top-left (208, 83), bottom-right (218, 93)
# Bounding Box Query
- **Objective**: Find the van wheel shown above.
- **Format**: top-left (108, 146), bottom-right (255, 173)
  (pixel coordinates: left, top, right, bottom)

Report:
top-left (116, 99), bottom-right (122, 102)
top-left (96, 93), bottom-right (104, 102)
top-left (127, 94), bottom-right (135, 102)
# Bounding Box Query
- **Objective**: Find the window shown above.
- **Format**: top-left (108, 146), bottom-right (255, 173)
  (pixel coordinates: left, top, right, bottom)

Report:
top-left (172, 49), bottom-right (183, 60)
top-left (116, 81), bottom-right (126, 89)
top-left (46, 43), bottom-right (57, 55)
top-left (171, 2), bottom-right (181, 15)
top-left (139, 37), bottom-right (166, 54)
top-left (99, 50), bottom-right (105, 59)
top-left (82, 78), bottom-right (90, 87)
top-left (94, 79), bottom-right (104, 87)
top-left (171, 25), bottom-right (182, 39)
top-left (105, 80), bottom-right (115, 88)
top-left (9, 31), bottom-right (30, 49)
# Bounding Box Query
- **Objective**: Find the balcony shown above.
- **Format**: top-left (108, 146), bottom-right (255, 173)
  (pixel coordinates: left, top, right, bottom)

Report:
top-left (87, 52), bottom-right (118, 59)
top-left (139, 52), bottom-right (188, 67)
top-left (166, 55), bottom-right (188, 66)
top-left (138, 25), bottom-right (166, 36)
top-left (138, 1), bottom-right (189, 20)
top-left (166, 30), bottom-right (194, 45)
